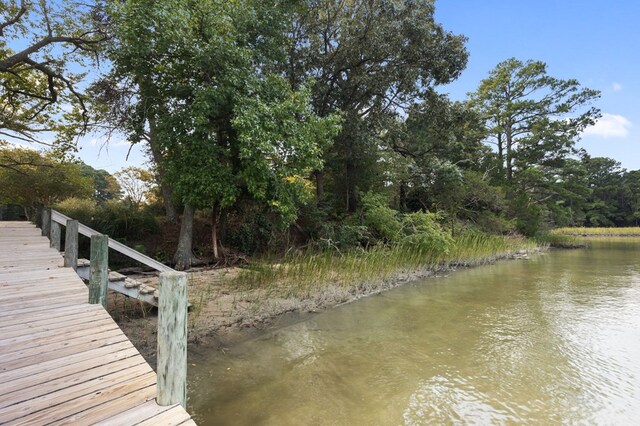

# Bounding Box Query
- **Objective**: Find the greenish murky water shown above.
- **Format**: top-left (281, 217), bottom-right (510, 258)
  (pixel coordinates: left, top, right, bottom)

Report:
top-left (188, 240), bottom-right (640, 425)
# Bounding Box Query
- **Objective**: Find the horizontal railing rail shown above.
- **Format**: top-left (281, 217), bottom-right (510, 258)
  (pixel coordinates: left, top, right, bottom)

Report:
top-left (50, 209), bottom-right (174, 273)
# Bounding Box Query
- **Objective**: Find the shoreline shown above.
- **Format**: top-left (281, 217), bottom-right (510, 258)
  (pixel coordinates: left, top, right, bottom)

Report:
top-left (111, 245), bottom-right (545, 368)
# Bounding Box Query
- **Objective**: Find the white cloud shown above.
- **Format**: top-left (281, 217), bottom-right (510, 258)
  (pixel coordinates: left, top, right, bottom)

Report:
top-left (583, 113), bottom-right (632, 138)
top-left (612, 82), bottom-right (623, 92)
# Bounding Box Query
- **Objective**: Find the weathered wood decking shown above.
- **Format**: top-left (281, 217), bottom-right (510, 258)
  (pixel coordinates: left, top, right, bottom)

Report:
top-left (0, 222), bottom-right (196, 425)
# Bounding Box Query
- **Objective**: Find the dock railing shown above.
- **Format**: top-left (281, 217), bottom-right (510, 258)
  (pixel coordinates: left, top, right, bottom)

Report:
top-left (38, 207), bottom-right (188, 409)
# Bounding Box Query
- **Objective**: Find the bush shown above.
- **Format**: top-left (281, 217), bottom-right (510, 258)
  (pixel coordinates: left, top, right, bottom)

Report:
top-left (55, 197), bottom-right (159, 241)
top-left (92, 200), bottom-right (159, 241)
top-left (361, 192), bottom-right (401, 243)
top-left (313, 221), bottom-right (370, 251)
top-left (54, 197), bottom-right (97, 224)
top-left (398, 212), bottom-right (453, 256)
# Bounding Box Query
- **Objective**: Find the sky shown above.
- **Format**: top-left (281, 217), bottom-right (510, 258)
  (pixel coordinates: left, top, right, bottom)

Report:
top-left (434, 0), bottom-right (640, 170)
top-left (75, 0), bottom-right (640, 173)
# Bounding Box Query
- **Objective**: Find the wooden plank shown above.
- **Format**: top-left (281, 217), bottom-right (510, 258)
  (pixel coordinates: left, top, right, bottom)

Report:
top-left (0, 287), bottom-right (84, 304)
top-left (0, 303), bottom-right (100, 327)
top-left (49, 383), bottom-right (157, 425)
top-left (0, 322), bottom-right (121, 359)
top-left (0, 341), bottom-right (135, 384)
top-left (92, 400), bottom-right (175, 425)
top-left (0, 347), bottom-right (141, 397)
top-left (0, 223), bottom-right (196, 425)
top-left (0, 317), bottom-right (117, 351)
top-left (0, 330), bottom-right (129, 373)
top-left (0, 299), bottom-right (86, 318)
top-left (0, 300), bottom-right (92, 321)
top-left (0, 292), bottom-right (87, 311)
top-left (0, 355), bottom-right (148, 409)
top-left (0, 370), bottom-right (156, 425)
top-left (0, 308), bottom-right (108, 338)
top-left (0, 280), bottom-right (81, 295)
top-left (0, 326), bottom-right (124, 363)
top-left (51, 385), bottom-right (156, 425)
top-left (136, 405), bottom-right (192, 426)
top-left (0, 266), bottom-right (79, 278)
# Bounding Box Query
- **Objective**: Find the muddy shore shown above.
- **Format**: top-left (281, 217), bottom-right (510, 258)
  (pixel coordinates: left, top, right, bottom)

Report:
top-left (110, 247), bottom-right (543, 369)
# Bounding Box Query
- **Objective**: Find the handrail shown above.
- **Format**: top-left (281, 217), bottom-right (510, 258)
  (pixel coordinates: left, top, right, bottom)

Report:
top-left (50, 209), bottom-right (174, 273)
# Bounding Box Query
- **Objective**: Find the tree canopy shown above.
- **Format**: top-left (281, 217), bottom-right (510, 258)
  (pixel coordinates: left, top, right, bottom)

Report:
top-left (0, 0), bottom-right (107, 153)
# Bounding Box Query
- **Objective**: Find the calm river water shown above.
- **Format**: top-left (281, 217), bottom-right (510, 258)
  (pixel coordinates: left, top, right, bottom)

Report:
top-left (188, 239), bottom-right (640, 425)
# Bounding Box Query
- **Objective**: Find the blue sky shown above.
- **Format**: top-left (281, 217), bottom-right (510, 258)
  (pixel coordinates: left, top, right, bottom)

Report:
top-left (435, 0), bottom-right (640, 170)
top-left (77, 0), bottom-right (640, 173)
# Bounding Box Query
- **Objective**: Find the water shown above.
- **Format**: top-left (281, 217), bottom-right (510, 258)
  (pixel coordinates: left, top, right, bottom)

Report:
top-left (188, 240), bottom-right (640, 424)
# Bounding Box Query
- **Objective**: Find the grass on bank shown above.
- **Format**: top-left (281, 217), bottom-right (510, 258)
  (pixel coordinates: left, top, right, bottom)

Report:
top-left (553, 227), bottom-right (640, 236)
top-left (230, 233), bottom-right (537, 298)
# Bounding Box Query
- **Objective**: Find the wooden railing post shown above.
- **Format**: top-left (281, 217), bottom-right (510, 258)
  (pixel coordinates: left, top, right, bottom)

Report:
top-left (50, 221), bottom-right (62, 251)
top-left (157, 271), bottom-right (188, 408)
top-left (89, 234), bottom-right (109, 307)
top-left (41, 208), bottom-right (51, 238)
top-left (64, 219), bottom-right (79, 270)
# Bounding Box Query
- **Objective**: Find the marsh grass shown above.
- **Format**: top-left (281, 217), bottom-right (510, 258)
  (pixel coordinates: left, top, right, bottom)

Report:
top-left (536, 232), bottom-right (584, 248)
top-left (553, 227), bottom-right (640, 236)
top-left (231, 233), bottom-right (535, 298)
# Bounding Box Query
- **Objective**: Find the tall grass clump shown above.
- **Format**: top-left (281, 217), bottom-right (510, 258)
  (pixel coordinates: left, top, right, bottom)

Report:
top-left (232, 229), bottom-right (535, 298)
top-left (554, 227), bottom-right (640, 236)
top-left (536, 232), bottom-right (584, 248)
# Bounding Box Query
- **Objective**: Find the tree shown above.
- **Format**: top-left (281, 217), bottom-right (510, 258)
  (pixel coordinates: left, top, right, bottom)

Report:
top-left (469, 58), bottom-right (600, 183)
top-left (78, 163), bottom-right (122, 203)
top-left (115, 166), bottom-right (153, 208)
top-left (0, 146), bottom-right (93, 217)
top-left (0, 0), bottom-right (107, 154)
top-left (106, 0), bottom-right (339, 268)
top-left (284, 0), bottom-right (469, 212)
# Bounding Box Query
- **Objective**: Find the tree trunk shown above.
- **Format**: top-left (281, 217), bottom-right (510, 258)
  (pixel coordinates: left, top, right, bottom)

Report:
top-left (399, 180), bottom-right (407, 212)
top-left (148, 118), bottom-right (178, 223)
top-left (505, 129), bottom-right (513, 182)
top-left (173, 204), bottom-right (196, 271)
top-left (211, 203), bottom-right (220, 260)
top-left (497, 132), bottom-right (504, 177)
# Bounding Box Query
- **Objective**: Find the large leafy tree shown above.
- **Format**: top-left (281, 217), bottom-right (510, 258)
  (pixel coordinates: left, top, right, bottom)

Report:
top-left (285, 0), bottom-right (468, 212)
top-left (0, 0), bottom-right (107, 154)
top-left (0, 147), bottom-right (93, 217)
top-left (106, 0), bottom-right (339, 268)
top-left (469, 58), bottom-right (600, 183)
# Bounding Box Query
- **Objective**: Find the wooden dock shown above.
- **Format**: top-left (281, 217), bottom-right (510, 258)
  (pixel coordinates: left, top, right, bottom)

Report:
top-left (0, 222), bottom-right (196, 425)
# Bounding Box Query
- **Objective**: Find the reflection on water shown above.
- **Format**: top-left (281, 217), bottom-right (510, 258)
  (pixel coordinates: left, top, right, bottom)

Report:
top-left (188, 240), bottom-right (640, 424)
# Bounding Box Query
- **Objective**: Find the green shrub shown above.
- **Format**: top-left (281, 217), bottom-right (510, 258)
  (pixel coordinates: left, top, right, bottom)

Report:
top-left (54, 197), bottom-right (97, 224)
top-left (314, 222), bottom-right (370, 251)
top-left (92, 200), bottom-right (159, 240)
top-left (398, 212), bottom-right (453, 256)
top-left (361, 192), bottom-right (401, 243)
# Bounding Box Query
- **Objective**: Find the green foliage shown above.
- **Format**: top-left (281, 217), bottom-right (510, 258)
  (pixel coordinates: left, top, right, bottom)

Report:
top-left (107, 0), bottom-right (340, 230)
top-left (78, 163), bottom-right (122, 203)
top-left (398, 212), bottom-right (453, 256)
top-left (0, 147), bottom-right (94, 215)
top-left (361, 193), bottom-right (401, 243)
top-left (287, 0), bottom-right (469, 212)
top-left (0, 0), bottom-right (106, 151)
top-left (54, 198), bottom-right (159, 241)
top-left (54, 197), bottom-right (97, 224)
top-left (233, 232), bottom-right (535, 294)
top-left (469, 58), bottom-right (600, 183)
